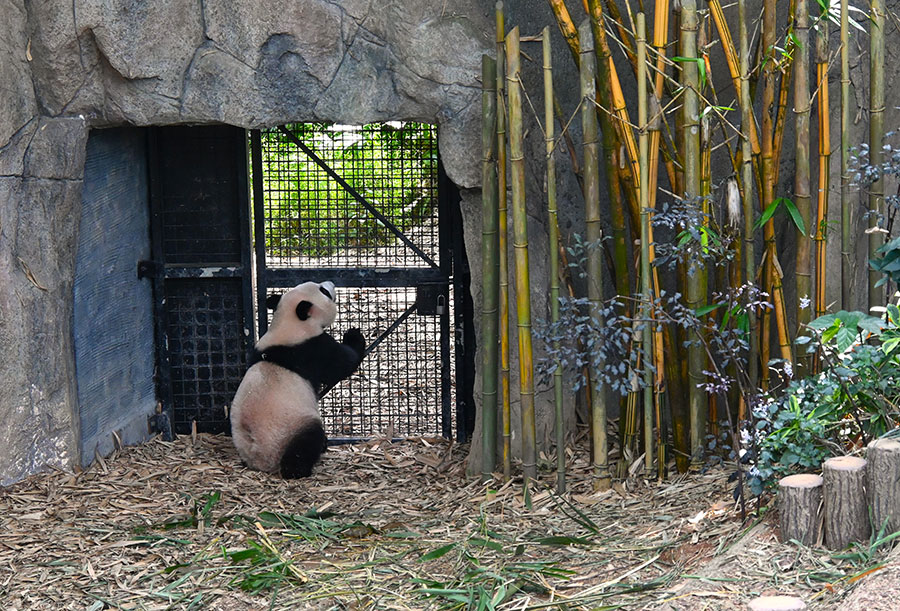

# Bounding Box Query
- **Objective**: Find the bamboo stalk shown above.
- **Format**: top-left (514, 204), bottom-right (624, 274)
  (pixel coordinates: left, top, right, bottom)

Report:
top-left (580, 19), bottom-right (610, 491)
top-left (739, 0), bottom-right (758, 390)
top-left (709, 0), bottom-right (761, 157)
top-left (680, 0), bottom-right (705, 468)
top-left (840, 0), bottom-right (851, 309)
top-left (586, 0), bottom-right (631, 299)
top-left (481, 55), bottom-right (499, 483)
top-left (760, 0), bottom-right (777, 387)
top-left (650, 0), bottom-right (670, 481)
top-left (496, 2), bottom-right (512, 482)
top-left (548, 0), bottom-right (580, 66)
top-left (506, 27), bottom-right (537, 484)
top-left (815, 4), bottom-right (830, 320)
top-left (637, 12), bottom-right (654, 476)
top-left (869, 0), bottom-right (885, 309)
top-left (543, 27), bottom-right (566, 494)
top-left (794, 0), bottom-right (812, 342)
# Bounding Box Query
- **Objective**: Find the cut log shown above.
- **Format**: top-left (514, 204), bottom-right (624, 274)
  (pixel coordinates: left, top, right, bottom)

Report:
top-left (866, 438), bottom-right (900, 535)
top-left (747, 595), bottom-right (807, 610)
top-left (823, 456), bottom-right (869, 550)
top-left (778, 473), bottom-right (823, 545)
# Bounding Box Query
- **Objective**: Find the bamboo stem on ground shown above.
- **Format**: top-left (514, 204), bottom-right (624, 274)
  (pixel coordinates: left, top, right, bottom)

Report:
top-left (543, 27), bottom-right (566, 495)
top-left (505, 27), bottom-right (537, 484)
top-left (496, 2), bottom-right (512, 482)
top-left (580, 19), bottom-right (610, 491)
top-left (480, 55), bottom-right (499, 482)
top-left (869, 0), bottom-right (885, 309)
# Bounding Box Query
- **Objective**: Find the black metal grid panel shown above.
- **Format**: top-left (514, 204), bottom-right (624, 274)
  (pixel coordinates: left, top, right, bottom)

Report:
top-left (265, 285), bottom-right (453, 438)
top-left (257, 123), bottom-right (439, 269)
top-left (156, 127), bottom-right (244, 265)
top-left (166, 279), bottom-right (247, 434)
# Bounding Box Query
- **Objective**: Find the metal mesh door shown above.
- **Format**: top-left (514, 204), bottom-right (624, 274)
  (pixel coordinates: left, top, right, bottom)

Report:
top-left (251, 123), bottom-right (456, 440)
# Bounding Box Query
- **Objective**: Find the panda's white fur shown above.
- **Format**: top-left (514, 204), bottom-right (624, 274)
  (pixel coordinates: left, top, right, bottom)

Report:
top-left (230, 281), bottom-right (365, 478)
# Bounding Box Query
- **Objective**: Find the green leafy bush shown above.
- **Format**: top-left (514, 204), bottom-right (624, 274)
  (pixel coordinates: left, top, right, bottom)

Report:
top-left (749, 307), bottom-right (900, 494)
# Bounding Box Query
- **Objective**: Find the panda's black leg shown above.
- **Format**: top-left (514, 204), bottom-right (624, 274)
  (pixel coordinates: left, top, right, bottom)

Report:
top-left (280, 420), bottom-right (328, 479)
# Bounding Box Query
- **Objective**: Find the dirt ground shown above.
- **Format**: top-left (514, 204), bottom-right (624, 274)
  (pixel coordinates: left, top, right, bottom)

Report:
top-left (0, 434), bottom-right (897, 610)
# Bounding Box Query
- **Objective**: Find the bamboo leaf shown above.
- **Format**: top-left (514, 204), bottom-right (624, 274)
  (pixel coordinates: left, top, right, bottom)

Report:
top-left (753, 198), bottom-right (782, 231)
top-left (780, 196), bottom-right (807, 234)
top-left (419, 543), bottom-right (457, 562)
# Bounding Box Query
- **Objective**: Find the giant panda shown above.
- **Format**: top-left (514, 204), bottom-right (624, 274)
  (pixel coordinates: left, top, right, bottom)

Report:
top-left (230, 280), bottom-right (365, 478)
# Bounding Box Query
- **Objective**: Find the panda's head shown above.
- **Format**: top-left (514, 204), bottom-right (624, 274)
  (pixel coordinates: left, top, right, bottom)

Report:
top-left (256, 281), bottom-right (337, 349)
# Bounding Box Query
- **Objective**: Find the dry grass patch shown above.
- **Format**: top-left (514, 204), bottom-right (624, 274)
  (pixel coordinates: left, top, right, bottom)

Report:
top-left (0, 434), bottom-right (894, 609)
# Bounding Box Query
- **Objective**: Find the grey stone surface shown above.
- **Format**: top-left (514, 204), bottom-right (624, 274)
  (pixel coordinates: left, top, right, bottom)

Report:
top-left (0, 167), bottom-right (86, 485)
top-left (1, 0), bottom-right (491, 484)
top-left (0, 0), bottom-right (36, 148)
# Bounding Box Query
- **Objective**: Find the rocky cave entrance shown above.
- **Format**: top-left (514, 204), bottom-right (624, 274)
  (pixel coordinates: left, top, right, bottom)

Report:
top-left (73, 123), bottom-right (475, 462)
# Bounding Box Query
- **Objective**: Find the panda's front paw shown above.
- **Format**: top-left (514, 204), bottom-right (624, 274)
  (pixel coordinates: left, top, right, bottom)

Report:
top-left (342, 328), bottom-right (366, 355)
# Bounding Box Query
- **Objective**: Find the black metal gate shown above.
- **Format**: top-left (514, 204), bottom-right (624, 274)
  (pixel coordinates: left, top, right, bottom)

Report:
top-left (250, 123), bottom-right (471, 441)
top-left (147, 125), bottom-right (254, 436)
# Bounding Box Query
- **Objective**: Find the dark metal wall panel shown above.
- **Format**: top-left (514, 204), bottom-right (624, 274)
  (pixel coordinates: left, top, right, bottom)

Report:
top-left (149, 125), bottom-right (252, 435)
top-left (74, 127), bottom-right (156, 465)
top-left (165, 279), bottom-right (246, 434)
top-left (155, 127), bottom-right (245, 265)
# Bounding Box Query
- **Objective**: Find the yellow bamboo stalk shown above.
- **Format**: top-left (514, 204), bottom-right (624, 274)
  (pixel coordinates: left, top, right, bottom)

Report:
top-left (506, 27), bottom-right (537, 483)
top-left (708, 0), bottom-right (761, 156)
top-left (815, 0), bottom-right (830, 320)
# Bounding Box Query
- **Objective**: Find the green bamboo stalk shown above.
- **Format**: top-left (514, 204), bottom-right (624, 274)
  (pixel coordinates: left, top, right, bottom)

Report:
top-left (739, 0), bottom-right (758, 391)
top-left (496, 2), bottom-right (512, 482)
top-left (637, 12), bottom-right (654, 476)
top-left (680, 0), bottom-right (704, 468)
top-left (794, 0), bottom-right (812, 337)
top-left (481, 55), bottom-right (499, 483)
top-left (579, 19), bottom-right (610, 491)
top-left (506, 27), bottom-right (537, 484)
top-left (840, 0), bottom-right (851, 309)
top-left (869, 0), bottom-right (885, 309)
top-left (543, 27), bottom-right (565, 494)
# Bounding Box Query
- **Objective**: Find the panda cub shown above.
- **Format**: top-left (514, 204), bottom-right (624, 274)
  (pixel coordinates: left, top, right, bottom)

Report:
top-left (230, 281), bottom-right (365, 478)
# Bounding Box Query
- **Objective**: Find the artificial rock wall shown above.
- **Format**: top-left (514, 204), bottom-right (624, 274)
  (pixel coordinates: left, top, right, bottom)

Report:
top-left (0, 0), bottom-right (500, 484)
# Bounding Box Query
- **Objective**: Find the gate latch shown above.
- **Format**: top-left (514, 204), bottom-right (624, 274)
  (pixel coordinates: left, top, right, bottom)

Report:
top-left (137, 260), bottom-right (159, 280)
top-left (416, 283), bottom-right (446, 316)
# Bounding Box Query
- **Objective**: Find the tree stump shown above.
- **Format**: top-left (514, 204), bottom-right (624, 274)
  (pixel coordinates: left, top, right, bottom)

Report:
top-left (823, 456), bottom-right (869, 550)
top-left (747, 595), bottom-right (807, 610)
top-left (866, 438), bottom-right (900, 535)
top-left (778, 473), bottom-right (823, 545)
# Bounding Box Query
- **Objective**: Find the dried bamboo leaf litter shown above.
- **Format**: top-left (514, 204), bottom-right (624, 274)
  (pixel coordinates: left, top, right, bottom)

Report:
top-left (0, 434), bottom-right (894, 610)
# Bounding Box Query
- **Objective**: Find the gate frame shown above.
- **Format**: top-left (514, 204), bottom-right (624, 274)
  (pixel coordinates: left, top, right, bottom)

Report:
top-left (249, 124), bottom-right (473, 442)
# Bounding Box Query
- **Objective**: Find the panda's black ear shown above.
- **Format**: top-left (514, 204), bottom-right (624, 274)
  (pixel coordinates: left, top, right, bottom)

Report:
top-left (296, 300), bottom-right (313, 321)
top-left (266, 293), bottom-right (283, 310)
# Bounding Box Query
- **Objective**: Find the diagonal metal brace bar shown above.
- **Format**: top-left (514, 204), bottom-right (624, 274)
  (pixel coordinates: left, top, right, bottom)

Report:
top-left (320, 301), bottom-right (417, 397)
top-left (277, 125), bottom-right (440, 269)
